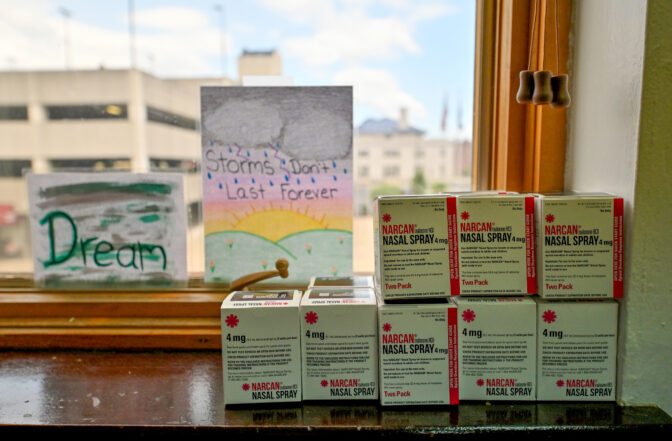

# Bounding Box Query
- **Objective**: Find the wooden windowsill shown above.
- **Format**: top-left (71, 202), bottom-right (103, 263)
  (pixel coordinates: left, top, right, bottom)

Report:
top-left (0, 274), bottom-right (305, 350)
top-left (0, 351), bottom-right (670, 439)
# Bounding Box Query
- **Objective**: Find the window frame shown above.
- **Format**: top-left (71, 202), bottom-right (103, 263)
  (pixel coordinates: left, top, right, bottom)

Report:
top-left (473, 0), bottom-right (571, 193)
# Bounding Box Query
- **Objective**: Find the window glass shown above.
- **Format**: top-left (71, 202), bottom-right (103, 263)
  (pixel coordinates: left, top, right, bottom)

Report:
top-left (0, 0), bottom-right (475, 276)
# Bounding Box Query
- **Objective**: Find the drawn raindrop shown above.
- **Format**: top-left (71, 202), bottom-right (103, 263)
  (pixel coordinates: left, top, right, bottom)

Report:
top-left (247, 151), bottom-right (250, 157)
top-left (207, 172), bottom-right (212, 179)
top-left (252, 178), bottom-right (256, 184)
top-left (344, 168), bottom-right (348, 174)
top-left (282, 159), bottom-right (286, 164)
top-left (218, 183), bottom-right (223, 190)
top-left (234, 178), bottom-right (238, 184)
top-left (333, 176), bottom-right (338, 181)
top-left (276, 142), bottom-right (280, 148)
top-left (311, 177), bottom-right (316, 183)
top-left (285, 175), bottom-right (289, 182)
top-left (264, 151), bottom-right (268, 157)
top-left (332, 161), bottom-right (336, 168)
top-left (297, 179), bottom-right (301, 184)
top-left (210, 140), bottom-right (214, 146)
top-left (270, 181), bottom-right (274, 186)
top-left (228, 146), bottom-right (232, 153)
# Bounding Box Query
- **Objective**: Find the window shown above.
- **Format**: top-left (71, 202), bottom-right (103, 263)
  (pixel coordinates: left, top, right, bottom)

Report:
top-left (383, 166), bottom-right (400, 178)
top-left (0, 106), bottom-right (28, 121)
top-left (0, 160), bottom-right (31, 177)
top-left (147, 106), bottom-right (199, 131)
top-left (0, 1), bottom-right (489, 350)
top-left (46, 104), bottom-right (128, 120)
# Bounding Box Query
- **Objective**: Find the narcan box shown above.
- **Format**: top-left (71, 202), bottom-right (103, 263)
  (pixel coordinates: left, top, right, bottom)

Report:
top-left (374, 195), bottom-right (452, 300)
top-left (536, 194), bottom-right (624, 298)
top-left (456, 297), bottom-right (536, 401)
top-left (221, 290), bottom-right (302, 405)
top-left (378, 299), bottom-right (459, 405)
top-left (308, 275), bottom-right (374, 289)
top-left (300, 288), bottom-right (378, 400)
top-left (536, 299), bottom-right (618, 401)
top-left (450, 193), bottom-right (537, 295)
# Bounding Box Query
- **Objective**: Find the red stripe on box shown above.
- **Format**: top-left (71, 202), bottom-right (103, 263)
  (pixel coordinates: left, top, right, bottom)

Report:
top-left (447, 197), bottom-right (460, 295)
top-left (525, 197), bottom-right (537, 294)
top-left (613, 198), bottom-right (624, 298)
top-left (448, 307), bottom-right (459, 404)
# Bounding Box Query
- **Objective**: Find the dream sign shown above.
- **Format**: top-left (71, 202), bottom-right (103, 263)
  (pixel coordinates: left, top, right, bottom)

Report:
top-left (27, 173), bottom-right (187, 286)
top-left (201, 86), bottom-right (353, 284)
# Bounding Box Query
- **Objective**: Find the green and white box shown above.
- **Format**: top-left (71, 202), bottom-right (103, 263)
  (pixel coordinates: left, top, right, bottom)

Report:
top-left (456, 297), bottom-right (536, 401)
top-left (536, 299), bottom-right (618, 401)
top-left (374, 195), bottom-right (453, 299)
top-left (221, 290), bottom-right (302, 405)
top-left (536, 194), bottom-right (624, 298)
top-left (378, 300), bottom-right (459, 405)
top-left (450, 193), bottom-right (537, 295)
top-left (300, 288), bottom-right (378, 400)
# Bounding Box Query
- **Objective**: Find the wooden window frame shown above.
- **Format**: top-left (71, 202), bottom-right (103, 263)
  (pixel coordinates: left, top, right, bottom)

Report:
top-left (473, 0), bottom-right (571, 192)
top-left (0, 2), bottom-right (572, 349)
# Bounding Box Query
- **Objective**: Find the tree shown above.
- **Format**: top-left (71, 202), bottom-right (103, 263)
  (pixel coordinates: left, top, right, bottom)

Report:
top-left (412, 169), bottom-right (426, 194)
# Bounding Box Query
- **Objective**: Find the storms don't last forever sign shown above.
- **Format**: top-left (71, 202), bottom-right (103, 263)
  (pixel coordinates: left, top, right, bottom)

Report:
top-left (27, 173), bottom-right (187, 286)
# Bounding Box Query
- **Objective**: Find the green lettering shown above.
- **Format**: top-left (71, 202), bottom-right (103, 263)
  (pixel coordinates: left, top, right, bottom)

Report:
top-left (93, 241), bottom-right (114, 267)
top-left (40, 210), bottom-right (77, 267)
top-left (79, 237), bottom-right (97, 266)
top-left (139, 243), bottom-right (167, 270)
top-left (116, 244), bottom-right (138, 269)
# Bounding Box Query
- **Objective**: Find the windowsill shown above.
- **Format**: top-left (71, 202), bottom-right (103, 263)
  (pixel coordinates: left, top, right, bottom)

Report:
top-left (0, 350), bottom-right (670, 438)
top-left (0, 274), bottom-right (305, 350)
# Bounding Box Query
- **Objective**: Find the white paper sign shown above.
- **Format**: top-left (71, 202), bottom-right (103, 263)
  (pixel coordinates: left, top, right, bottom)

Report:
top-left (27, 173), bottom-right (187, 286)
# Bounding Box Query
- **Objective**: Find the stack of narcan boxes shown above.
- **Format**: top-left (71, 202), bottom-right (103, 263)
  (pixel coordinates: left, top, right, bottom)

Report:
top-left (374, 192), bottom-right (537, 404)
top-left (534, 193), bottom-right (622, 401)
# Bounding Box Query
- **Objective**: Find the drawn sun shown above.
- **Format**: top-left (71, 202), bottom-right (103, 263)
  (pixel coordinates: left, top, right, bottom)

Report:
top-left (231, 208), bottom-right (328, 242)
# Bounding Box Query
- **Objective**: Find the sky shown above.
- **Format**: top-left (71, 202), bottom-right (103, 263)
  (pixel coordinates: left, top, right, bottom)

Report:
top-left (0, 0), bottom-right (475, 139)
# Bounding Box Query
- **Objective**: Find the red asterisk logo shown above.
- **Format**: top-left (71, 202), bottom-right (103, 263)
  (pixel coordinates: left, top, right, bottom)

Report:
top-left (382, 213), bottom-right (391, 223)
top-left (546, 214), bottom-right (555, 223)
top-left (382, 323), bottom-right (392, 332)
top-left (225, 314), bottom-right (239, 328)
top-left (462, 309), bottom-right (476, 323)
top-left (477, 379), bottom-right (484, 387)
top-left (542, 310), bottom-right (557, 324)
top-left (305, 311), bottom-right (318, 324)
top-left (556, 380), bottom-right (564, 388)
top-left (321, 380), bottom-right (328, 387)
top-left (242, 383), bottom-right (250, 391)
top-left (460, 211), bottom-right (470, 220)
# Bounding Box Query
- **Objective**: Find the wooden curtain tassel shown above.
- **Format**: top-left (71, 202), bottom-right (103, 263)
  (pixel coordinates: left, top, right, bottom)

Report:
top-left (516, 70), bottom-right (535, 103)
top-left (550, 74), bottom-right (571, 108)
top-left (532, 70), bottom-right (553, 105)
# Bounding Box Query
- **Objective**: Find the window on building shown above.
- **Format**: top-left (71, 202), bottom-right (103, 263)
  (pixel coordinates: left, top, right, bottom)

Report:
top-left (383, 166), bottom-right (400, 177)
top-left (46, 104), bottom-right (128, 120)
top-left (383, 150), bottom-right (401, 158)
top-left (0, 106), bottom-right (28, 121)
top-left (358, 150), bottom-right (369, 158)
top-left (359, 166), bottom-right (369, 178)
top-left (0, 160), bottom-right (31, 177)
top-left (147, 106), bottom-right (199, 131)
top-left (150, 158), bottom-right (200, 173)
top-left (49, 158), bottom-right (131, 171)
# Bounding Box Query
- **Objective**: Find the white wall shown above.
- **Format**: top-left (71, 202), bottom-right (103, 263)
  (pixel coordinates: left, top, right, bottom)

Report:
top-left (566, 0), bottom-right (672, 413)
